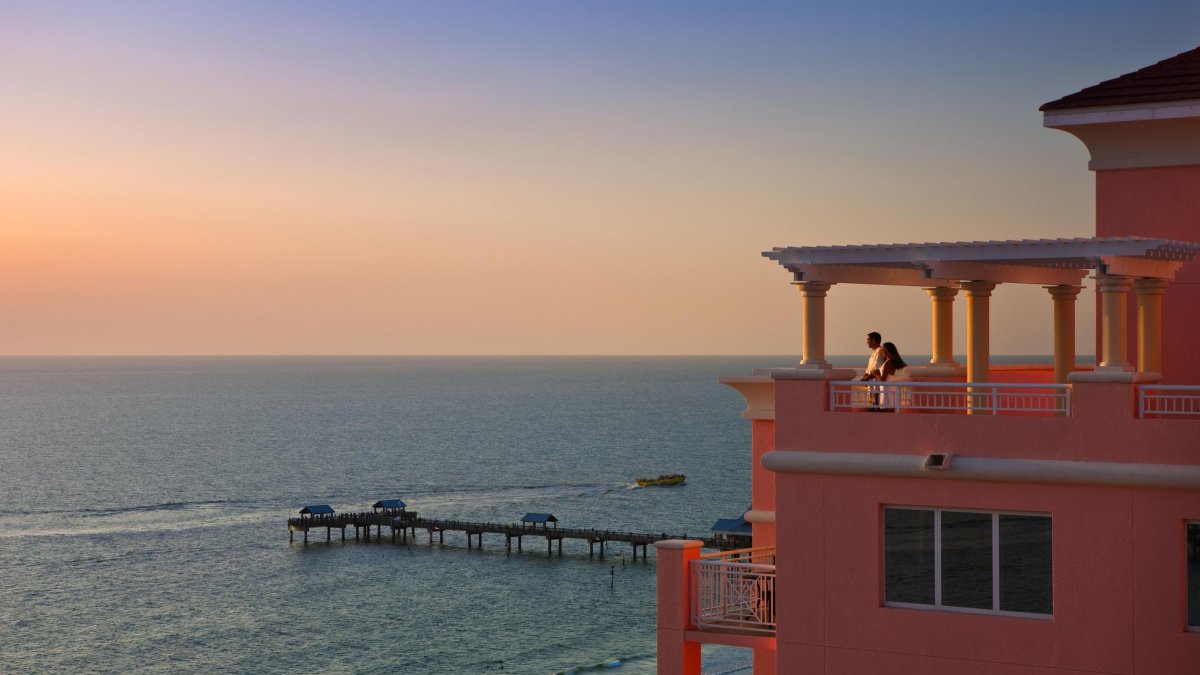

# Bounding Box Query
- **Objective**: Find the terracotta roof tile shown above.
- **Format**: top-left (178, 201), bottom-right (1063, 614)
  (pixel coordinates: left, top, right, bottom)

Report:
top-left (1040, 46), bottom-right (1200, 111)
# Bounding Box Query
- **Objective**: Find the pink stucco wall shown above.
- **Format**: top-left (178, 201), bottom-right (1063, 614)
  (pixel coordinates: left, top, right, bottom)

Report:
top-left (655, 540), bottom-right (703, 673)
top-left (774, 378), bottom-right (1193, 466)
top-left (751, 419), bottom-right (776, 547)
top-left (1095, 166), bottom-right (1200, 384)
top-left (767, 376), bottom-right (1200, 673)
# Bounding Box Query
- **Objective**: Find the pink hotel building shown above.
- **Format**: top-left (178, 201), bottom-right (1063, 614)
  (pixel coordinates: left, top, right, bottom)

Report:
top-left (656, 48), bottom-right (1200, 674)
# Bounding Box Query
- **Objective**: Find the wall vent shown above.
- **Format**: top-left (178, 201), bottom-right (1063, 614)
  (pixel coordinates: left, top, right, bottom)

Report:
top-left (924, 452), bottom-right (953, 471)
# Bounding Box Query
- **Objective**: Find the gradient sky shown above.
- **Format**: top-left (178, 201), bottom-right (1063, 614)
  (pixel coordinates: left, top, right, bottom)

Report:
top-left (3, 1), bottom-right (1199, 355)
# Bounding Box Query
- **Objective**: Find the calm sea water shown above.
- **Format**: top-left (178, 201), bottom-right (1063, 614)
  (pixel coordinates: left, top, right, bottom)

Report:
top-left (1, 356), bottom-right (824, 674)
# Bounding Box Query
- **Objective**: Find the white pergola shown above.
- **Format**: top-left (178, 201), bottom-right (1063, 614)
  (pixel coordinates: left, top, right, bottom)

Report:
top-left (763, 237), bottom-right (1200, 383)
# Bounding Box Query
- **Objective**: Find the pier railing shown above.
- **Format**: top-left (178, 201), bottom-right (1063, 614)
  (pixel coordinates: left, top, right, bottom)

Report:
top-left (288, 510), bottom-right (728, 553)
top-left (287, 510), bottom-right (416, 530)
top-left (829, 381), bottom-right (1070, 416)
top-left (691, 546), bottom-right (776, 635)
top-left (1138, 385), bottom-right (1200, 419)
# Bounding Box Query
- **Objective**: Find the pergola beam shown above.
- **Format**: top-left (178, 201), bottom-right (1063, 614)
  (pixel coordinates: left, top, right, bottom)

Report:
top-left (766, 236), bottom-right (1200, 268)
top-left (920, 261), bottom-right (1088, 285)
top-left (790, 264), bottom-right (957, 287)
top-left (790, 261), bottom-right (1087, 286)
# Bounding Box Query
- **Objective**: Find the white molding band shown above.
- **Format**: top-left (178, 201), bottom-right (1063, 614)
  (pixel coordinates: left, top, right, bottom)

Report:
top-left (762, 450), bottom-right (1200, 490)
top-left (743, 509), bottom-right (776, 524)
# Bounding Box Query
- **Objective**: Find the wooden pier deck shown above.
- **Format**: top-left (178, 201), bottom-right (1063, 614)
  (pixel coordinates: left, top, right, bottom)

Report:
top-left (287, 510), bottom-right (724, 558)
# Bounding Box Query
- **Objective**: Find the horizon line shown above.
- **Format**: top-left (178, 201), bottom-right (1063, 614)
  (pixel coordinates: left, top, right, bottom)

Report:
top-left (0, 353), bottom-right (1093, 358)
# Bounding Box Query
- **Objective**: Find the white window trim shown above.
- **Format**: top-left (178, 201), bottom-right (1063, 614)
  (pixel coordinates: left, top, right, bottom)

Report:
top-left (883, 506), bottom-right (1053, 619)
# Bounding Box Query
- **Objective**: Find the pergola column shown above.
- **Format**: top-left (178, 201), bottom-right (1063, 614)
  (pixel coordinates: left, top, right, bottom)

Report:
top-left (1134, 278), bottom-right (1169, 375)
top-left (924, 287), bottom-right (959, 366)
top-left (961, 281), bottom-right (996, 383)
top-left (1046, 285), bottom-right (1082, 384)
top-left (795, 281), bottom-right (833, 369)
top-left (1096, 275), bottom-right (1134, 371)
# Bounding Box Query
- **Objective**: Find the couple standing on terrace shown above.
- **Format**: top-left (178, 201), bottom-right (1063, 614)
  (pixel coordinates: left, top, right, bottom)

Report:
top-left (860, 332), bottom-right (909, 382)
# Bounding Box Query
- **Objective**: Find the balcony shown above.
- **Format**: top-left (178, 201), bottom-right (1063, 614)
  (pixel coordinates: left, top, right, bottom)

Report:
top-left (1139, 385), bottom-right (1200, 418)
top-left (825, 381), bottom-right (1200, 419)
top-left (691, 546), bottom-right (777, 636)
top-left (829, 381), bottom-right (1071, 416)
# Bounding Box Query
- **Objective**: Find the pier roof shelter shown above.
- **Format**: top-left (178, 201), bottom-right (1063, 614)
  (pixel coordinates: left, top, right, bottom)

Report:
top-left (710, 516), bottom-right (753, 550)
top-left (765, 236), bottom-right (1200, 383)
top-left (299, 504), bottom-right (335, 519)
top-left (373, 499), bottom-right (406, 514)
top-left (710, 517), bottom-right (752, 537)
top-left (521, 513), bottom-right (558, 529)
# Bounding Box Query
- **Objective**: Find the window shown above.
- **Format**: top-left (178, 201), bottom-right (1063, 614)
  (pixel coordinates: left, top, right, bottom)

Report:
top-left (1189, 522), bottom-right (1200, 630)
top-left (884, 507), bottom-right (1052, 617)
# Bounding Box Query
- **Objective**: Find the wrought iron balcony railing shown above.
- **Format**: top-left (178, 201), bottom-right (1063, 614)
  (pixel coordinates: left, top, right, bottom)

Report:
top-left (691, 546), bottom-right (776, 635)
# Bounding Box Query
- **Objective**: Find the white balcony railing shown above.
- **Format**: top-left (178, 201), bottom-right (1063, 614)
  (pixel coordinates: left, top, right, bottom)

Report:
top-left (829, 381), bottom-right (1070, 416)
top-left (691, 547), bottom-right (776, 635)
top-left (1138, 385), bottom-right (1200, 418)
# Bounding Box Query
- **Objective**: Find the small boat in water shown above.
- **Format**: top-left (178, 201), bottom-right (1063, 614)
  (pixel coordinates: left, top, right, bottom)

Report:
top-left (636, 473), bottom-right (686, 487)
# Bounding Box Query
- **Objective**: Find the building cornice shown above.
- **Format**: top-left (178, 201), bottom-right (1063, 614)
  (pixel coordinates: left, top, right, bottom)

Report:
top-left (1044, 113), bottom-right (1200, 171)
top-left (1043, 98), bottom-right (1200, 127)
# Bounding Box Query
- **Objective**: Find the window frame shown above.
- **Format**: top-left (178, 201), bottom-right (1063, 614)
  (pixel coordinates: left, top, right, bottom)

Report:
top-left (1188, 520), bottom-right (1200, 632)
top-left (883, 506), bottom-right (1053, 620)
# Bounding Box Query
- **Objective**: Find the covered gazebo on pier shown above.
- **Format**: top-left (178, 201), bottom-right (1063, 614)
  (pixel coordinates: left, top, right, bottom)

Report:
top-left (372, 499), bottom-right (407, 515)
top-left (521, 513), bottom-right (558, 531)
top-left (298, 504), bottom-right (335, 520)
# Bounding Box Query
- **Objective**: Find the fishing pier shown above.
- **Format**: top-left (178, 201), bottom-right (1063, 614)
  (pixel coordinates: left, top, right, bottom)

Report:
top-left (287, 501), bottom-right (738, 559)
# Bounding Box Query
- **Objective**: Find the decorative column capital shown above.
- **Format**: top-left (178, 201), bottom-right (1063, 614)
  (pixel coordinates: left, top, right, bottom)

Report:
top-left (1045, 284), bottom-right (1083, 301)
top-left (1133, 278), bottom-right (1170, 296)
top-left (961, 280), bottom-right (997, 297)
top-left (924, 286), bottom-right (959, 301)
top-left (1095, 274), bottom-right (1134, 292)
top-left (792, 280), bottom-right (833, 297)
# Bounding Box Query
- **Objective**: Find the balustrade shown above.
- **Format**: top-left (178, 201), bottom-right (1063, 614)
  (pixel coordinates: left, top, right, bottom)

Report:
top-left (690, 546), bottom-right (777, 635)
top-left (829, 381), bottom-right (1071, 416)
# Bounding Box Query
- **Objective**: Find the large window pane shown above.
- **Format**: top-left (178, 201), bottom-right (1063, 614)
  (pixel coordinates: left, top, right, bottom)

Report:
top-left (999, 515), bottom-right (1053, 614)
top-left (884, 508), bottom-right (934, 605)
top-left (941, 511), bottom-right (993, 610)
top-left (1189, 523), bottom-right (1200, 628)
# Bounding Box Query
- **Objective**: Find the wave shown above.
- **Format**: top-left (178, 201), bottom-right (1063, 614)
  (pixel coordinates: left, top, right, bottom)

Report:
top-left (552, 651), bottom-right (654, 673)
top-left (1, 480), bottom-right (637, 539)
top-left (77, 499), bottom-right (248, 517)
top-left (389, 482), bottom-right (629, 506)
top-left (550, 648), bottom-right (751, 674)
top-left (403, 482), bottom-right (622, 494)
top-left (10, 498), bottom-right (249, 518)
top-left (0, 510), bottom-right (277, 539)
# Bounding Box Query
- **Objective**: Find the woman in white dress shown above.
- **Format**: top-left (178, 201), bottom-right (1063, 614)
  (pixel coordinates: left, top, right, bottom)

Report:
top-left (876, 342), bottom-right (910, 409)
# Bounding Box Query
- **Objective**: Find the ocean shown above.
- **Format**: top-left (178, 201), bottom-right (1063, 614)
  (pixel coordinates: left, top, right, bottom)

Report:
top-left (1, 354), bottom-right (1068, 673)
top-left (1, 355), bottom-right (816, 674)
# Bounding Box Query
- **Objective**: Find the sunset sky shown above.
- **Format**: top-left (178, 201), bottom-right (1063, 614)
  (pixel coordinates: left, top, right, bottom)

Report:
top-left (3, 1), bottom-right (1198, 356)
